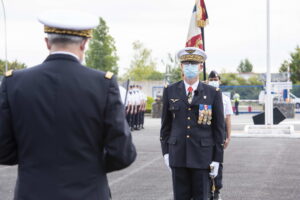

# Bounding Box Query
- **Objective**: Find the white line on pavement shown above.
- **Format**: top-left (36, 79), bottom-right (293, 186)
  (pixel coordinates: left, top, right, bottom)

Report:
top-left (232, 133), bottom-right (300, 138)
top-left (109, 156), bottom-right (161, 187)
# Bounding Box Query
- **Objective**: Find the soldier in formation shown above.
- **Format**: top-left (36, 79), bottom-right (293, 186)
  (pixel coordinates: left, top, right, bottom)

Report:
top-left (126, 85), bottom-right (147, 131)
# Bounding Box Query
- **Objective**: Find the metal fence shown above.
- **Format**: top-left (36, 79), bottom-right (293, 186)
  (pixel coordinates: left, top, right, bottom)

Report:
top-left (221, 85), bottom-right (300, 114)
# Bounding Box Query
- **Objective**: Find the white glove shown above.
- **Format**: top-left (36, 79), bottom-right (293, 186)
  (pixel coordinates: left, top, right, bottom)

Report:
top-left (163, 154), bottom-right (171, 171)
top-left (209, 161), bottom-right (219, 178)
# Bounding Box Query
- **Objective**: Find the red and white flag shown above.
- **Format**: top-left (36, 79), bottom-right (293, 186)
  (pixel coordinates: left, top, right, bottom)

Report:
top-left (186, 0), bottom-right (209, 50)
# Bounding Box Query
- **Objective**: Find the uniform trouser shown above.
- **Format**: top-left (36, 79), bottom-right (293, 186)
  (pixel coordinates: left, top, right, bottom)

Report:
top-left (125, 107), bottom-right (130, 124)
top-left (171, 167), bottom-right (209, 200)
top-left (235, 101), bottom-right (239, 115)
top-left (213, 124), bottom-right (227, 193)
top-left (134, 106), bottom-right (140, 127)
top-left (141, 111), bottom-right (145, 126)
top-left (138, 110), bottom-right (143, 126)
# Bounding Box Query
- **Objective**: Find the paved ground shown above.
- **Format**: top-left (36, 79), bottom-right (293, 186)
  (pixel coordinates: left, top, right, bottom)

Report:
top-left (1, 115), bottom-right (300, 200)
top-left (230, 113), bottom-right (300, 132)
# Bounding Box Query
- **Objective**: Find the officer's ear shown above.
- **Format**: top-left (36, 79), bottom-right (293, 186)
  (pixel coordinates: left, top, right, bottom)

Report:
top-left (45, 37), bottom-right (51, 50)
top-left (199, 63), bottom-right (203, 71)
top-left (80, 39), bottom-right (89, 51)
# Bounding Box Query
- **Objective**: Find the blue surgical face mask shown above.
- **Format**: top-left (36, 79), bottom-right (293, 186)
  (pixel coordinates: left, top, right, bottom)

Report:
top-left (208, 81), bottom-right (220, 88)
top-left (183, 64), bottom-right (199, 79)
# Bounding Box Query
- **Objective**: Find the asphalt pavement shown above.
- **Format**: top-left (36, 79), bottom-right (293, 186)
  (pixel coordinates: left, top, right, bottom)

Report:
top-left (1, 115), bottom-right (300, 200)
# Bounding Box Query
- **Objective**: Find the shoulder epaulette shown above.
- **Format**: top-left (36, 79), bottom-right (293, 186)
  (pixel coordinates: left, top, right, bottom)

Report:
top-left (5, 70), bottom-right (14, 77)
top-left (105, 71), bottom-right (114, 79)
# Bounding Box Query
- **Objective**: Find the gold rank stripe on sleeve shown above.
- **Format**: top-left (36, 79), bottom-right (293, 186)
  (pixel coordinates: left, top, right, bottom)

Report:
top-left (105, 71), bottom-right (114, 79)
top-left (4, 70), bottom-right (14, 77)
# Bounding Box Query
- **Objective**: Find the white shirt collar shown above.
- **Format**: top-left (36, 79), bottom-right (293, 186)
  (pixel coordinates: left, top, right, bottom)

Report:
top-left (183, 80), bottom-right (199, 95)
top-left (50, 51), bottom-right (79, 60)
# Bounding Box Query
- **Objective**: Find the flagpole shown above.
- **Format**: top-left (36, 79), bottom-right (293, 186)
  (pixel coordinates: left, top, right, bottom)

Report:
top-left (201, 27), bottom-right (206, 80)
top-left (1, 0), bottom-right (8, 72)
top-left (265, 0), bottom-right (273, 125)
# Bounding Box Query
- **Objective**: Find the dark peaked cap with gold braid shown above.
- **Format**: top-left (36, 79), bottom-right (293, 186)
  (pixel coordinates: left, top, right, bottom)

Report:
top-left (38, 10), bottom-right (98, 38)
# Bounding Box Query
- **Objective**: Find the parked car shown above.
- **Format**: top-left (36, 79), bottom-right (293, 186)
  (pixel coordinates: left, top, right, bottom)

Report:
top-left (259, 90), bottom-right (300, 109)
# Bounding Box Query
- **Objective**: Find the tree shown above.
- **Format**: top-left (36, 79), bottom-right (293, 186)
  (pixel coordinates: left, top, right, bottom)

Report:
top-left (0, 59), bottom-right (27, 75)
top-left (124, 41), bottom-right (163, 81)
top-left (85, 17), bottom-right (119, 74)
top-left (237, 58), bottom-right (253, 73)
top-left (220, 73), bottom-right (263, 99)
top-left (279, 46), bottom-right (300, 84)
top-left (163, 53), bottom-right (181, 83)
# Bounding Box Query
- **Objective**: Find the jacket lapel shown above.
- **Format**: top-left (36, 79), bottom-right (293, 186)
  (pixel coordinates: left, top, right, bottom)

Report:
top-left (191, 81), bottom-right (204, 105)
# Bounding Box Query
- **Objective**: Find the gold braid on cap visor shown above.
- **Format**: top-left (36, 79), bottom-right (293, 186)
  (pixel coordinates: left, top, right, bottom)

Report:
top-left (180, 54), bottom-right (204, 63)
top-left (44, 26), bottom-right (93, 38)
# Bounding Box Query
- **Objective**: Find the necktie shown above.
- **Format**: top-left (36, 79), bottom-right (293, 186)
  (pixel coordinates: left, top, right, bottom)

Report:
top-left (187, 86), bottom-right (193, 104)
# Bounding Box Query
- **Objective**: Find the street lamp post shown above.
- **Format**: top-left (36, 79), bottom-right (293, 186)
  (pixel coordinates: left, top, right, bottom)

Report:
top-left (1, 0), bottom-right (8, 73)
top-left (265, 0), bottom-right (273, 125)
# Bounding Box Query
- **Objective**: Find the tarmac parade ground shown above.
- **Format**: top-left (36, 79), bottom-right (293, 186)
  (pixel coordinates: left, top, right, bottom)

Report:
top-left (1, 114), bottom-right (300, 200)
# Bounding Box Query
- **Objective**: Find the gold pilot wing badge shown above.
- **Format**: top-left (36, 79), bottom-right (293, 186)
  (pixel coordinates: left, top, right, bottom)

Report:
top-left (170, 99), bottom-right (179, 103)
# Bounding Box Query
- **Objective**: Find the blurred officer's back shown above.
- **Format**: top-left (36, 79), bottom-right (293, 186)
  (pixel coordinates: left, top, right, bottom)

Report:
top-left (0, 10), bottom-right (136, 200)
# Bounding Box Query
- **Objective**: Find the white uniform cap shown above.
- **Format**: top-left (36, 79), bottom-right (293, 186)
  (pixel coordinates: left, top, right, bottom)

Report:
top-left (38, 10), bottom-right (98, 38)
top-left (177, 47), bottom-right (207, 63)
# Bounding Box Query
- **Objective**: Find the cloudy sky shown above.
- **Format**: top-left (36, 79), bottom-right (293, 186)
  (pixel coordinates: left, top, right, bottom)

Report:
top-left (0, 0), bottom-right (300, 75)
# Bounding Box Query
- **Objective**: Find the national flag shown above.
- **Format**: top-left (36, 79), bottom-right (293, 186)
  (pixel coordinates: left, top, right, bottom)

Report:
top-left (186, 0), bottom-right (209, 50)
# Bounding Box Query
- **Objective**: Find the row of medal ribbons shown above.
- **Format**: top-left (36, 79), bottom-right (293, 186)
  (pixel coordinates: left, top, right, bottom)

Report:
top-left (198, 104), bottom-right (212, 125)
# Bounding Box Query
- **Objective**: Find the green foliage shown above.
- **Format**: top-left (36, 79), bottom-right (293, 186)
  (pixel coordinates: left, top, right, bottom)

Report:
top-left (221, 73), bottom-right (262, 86)
top-left (221, 86), bottom-right (263, 100)
top-left (169, 67), bottom-right (182, 83)
top-left (237, 58), bottom-right (253, 73)
top-left (220, 73), bottom-right (263, 100)
top-left (279, 46), bottom-right (300, 84)
top-left (163, 53), bottom-right (181, 83)
top-left (124, 41), bottom-right (163, 81)
top-left (291, 86), bottom-right (300, 97)
top-left (85, 17), bottom-right (119, 74)
top-left (0, 59), bottom-right (27, 75)
top-left (146, 96), bottom-right (154, 112)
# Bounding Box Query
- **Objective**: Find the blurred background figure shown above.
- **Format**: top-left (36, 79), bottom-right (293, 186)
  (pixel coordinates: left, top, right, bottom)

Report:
top-left (233, 91), bottom-right (240, 115)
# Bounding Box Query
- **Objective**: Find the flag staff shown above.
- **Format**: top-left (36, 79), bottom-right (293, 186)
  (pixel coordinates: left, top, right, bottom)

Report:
top-left (265, 0), bottom-right (273, 125)
top-left (201, 27), bottom-right (206, 80)
top-left (1, 0), bottom-right (8, 72)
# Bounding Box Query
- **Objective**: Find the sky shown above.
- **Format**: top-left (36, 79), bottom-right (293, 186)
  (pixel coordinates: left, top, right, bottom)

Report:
top-left (0, 0), bottom-right (300, 76)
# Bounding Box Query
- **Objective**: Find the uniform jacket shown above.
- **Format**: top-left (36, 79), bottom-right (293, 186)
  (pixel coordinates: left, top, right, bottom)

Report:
top-left (0, 54), bottom-right (136, 200)
top-left (160, 80), bottom-right (224, 169)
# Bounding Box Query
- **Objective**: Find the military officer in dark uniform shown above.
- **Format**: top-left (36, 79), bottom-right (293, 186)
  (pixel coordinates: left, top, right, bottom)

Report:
top-left (160, 47), bottom-right (225, 200)
top-left (0, 10), bottom-right (136, 200)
